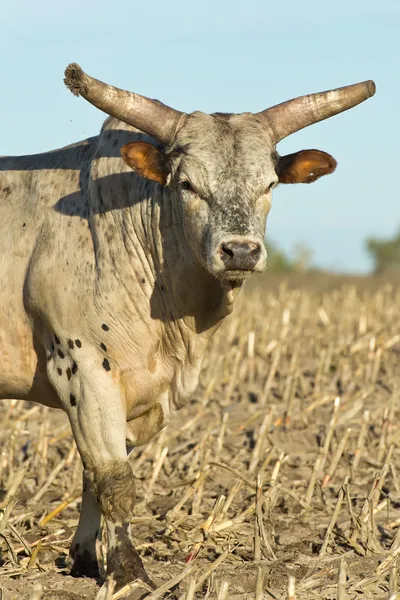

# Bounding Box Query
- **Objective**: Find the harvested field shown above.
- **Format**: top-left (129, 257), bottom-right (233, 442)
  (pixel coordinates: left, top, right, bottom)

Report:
top-left (1, 273), bottom-right (400, 599)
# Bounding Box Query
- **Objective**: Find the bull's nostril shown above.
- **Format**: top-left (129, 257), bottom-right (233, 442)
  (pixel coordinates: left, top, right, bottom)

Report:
top-left (221, 244), bottom-right (234, 259)
top-left (219, 239), bottom-right (263, 271)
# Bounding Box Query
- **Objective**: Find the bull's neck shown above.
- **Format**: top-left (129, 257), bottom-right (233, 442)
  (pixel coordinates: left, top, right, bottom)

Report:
top-left (88, 178), bottom-right (234, 337)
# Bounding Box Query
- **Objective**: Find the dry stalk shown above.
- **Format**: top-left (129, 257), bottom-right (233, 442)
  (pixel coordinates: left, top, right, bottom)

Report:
top-left (389, 561), bottom-right (398, 598)
top-left (314, 347), bottom-right (327, 395)
top-left (27, 540), bottom-right (43, 570)
top-left (97, 576), bottom-right (116, 600)
top-left (7, 521), bottom-right (32, 558)
top-left (31, 459), bottom-right (66, 504)
top-left (0, 497), bottom-right (18, 536)
top-left (14, 529), bottom-right (66, 554)
top-left (352, 410), bottom-right (370, 473)
top-left (223, 346), bottom-right (243, 405)
top-left (248, 330), bottom-right (256, 383)
top-left (319, 478), bottom-right (347, 557)
top-left (254, 476), bottom-right (261, 564)
top-left (248, 409), bottom-right (274, 474)
top-left (209, 461), bottom-right (256, 491)
top-left (39, 491), bottom-right (81, 526)
top-left (186, 495), bottom-right (226, 563)
top-left (184, 578), bottom-right (196, 600)
top-left (370, 346), bottom-right (383, 383)
top-left (322, 427), bottom-right (351, 488)
top-left (221, 480), bottom-right (243, 517)
top-left (217, 580), bottom-right (229, 600)
top-left (141, 567), bottom-right (196, 600)
top-left (194, 550), bottom-right (231, 591)
top-left (304, 448), bottom-right (324, 505)
top-left (255, 566), bottom-right (264, 600)
top-left (337, 558), bottom-right (347, 600)
top-left (166, 470), bottom-right (208, 522)
top-left (214, 412), bottom-right (229, 463)
top-left (260, 344), bottom-right (281, 406)
top-left (0, 464), bottom-right (29, 510)
top-left (283, 373), bottom-right (297, 426)
top-left (351, 456), bottom-right (391, 552)
top-left (145, 447), bottom-right (168, 503)
top-left (320, 396), bottom-right (341, 475)
top-left (288, 574), bottom-right (296, 600)
top-left (377, 525), bottom-right (400, 574)
top-left (255, 474), bottom-right (276, 559)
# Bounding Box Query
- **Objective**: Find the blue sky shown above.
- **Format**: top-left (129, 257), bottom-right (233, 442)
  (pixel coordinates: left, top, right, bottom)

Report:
top-left (1, 0), bottom-right (398, 273)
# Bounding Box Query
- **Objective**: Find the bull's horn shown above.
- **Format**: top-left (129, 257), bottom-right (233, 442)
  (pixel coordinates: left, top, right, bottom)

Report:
top-left (64, 63), bottom-right (184, 144)
top-left (259, 80), bottom-right (376, 143)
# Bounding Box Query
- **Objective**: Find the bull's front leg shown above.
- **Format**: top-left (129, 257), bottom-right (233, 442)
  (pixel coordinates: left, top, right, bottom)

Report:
top-left (92, 460), bottom-right (154, 590)
top-left (47, 340), bottom-right (155, 594)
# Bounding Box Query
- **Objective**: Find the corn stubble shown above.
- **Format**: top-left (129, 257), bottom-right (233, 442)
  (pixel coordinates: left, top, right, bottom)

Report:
top-left (1, 273), bottom-right (400, 599)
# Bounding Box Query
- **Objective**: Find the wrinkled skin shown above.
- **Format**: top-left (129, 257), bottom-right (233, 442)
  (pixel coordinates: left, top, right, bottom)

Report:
top-left (0, 110), bottom-right (336, 594)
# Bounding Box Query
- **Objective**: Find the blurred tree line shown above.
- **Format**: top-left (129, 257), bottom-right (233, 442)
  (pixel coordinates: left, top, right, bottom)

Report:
top-left (265, 241), bottom-right (314, 273)
top-left (366, 229), bottom-right (400, 274)
top-left (267, 228), bottom-right (400, 274)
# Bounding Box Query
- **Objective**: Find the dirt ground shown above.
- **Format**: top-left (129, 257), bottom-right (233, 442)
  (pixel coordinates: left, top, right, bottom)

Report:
top-left (1, 273), bottom-right (400, 599)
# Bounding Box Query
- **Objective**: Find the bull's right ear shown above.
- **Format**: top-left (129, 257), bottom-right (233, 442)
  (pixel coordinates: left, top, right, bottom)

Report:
top-left (276, 149), bottom-right (337, 184)
top-left (120, 142), bottom-right (166, 185)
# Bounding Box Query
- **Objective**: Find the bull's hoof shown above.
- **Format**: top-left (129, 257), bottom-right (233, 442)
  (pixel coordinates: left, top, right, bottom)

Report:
top-left (106, 524), bottom-right (156, 592)
top-left (70, 558), bottom-right (101, 579)
top-left (70, 548), bottom-right (102, 579)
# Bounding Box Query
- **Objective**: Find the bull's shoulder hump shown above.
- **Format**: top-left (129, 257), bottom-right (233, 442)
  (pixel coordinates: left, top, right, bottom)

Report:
top-left (0, 136), bottom-right (97, 173)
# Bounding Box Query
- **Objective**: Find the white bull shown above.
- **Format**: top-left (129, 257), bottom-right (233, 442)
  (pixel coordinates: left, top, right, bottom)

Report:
top-left (0, 63), bottom-right (375, 595)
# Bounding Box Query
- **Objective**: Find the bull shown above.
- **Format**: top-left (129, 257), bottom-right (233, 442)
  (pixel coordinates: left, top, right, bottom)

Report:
top-left (0, 63), bottom-right (375, 596)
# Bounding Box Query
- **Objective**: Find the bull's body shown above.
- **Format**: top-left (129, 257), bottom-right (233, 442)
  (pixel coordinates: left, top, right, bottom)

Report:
top-left (0, 118), bottom-right (232, 592)
top-left (0, 64), bottom-right (375, 597)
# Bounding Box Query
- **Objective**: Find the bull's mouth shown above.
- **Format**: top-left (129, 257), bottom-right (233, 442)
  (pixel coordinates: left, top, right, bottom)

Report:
top-left (212, 268), bottom-right (255, 303)
top-left (218, 270), bottom-right (254, 295)
top-left (219, 269), bottom-right (254, 282)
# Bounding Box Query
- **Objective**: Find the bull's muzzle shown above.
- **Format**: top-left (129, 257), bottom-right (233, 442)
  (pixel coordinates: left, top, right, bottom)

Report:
top-left (216, 237), bottom-right (266, 278)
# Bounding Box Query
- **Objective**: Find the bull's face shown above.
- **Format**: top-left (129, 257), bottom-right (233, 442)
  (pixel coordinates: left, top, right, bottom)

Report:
top-left (169, 113), bottom-right (273, 286)
top-left (65, 64), bottom-right (374, 289)
top-left (121, 112), bottom-right (336, 289)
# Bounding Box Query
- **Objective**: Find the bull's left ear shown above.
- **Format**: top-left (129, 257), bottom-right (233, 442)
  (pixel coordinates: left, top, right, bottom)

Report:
top-left (277, 150), bottom-right (337, 184)
top-left (120, 142), bottom-right (166, 185)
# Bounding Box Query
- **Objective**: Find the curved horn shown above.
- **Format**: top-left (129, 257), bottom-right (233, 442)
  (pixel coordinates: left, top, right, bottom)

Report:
top-left (259, 80), bottom-right (376, 143)
top-left (64, 63), bottom-right (184, 144)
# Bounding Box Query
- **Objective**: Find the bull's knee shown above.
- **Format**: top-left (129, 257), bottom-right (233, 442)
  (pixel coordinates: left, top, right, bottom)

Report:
top-left (92, 460), bottom-right (136, 521)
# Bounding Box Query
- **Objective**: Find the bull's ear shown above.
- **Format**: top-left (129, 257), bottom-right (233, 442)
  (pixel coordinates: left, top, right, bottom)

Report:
top-left (120, 142), bottom-right (166, 185)
top-left (277, 150), bottom-right (337, 184)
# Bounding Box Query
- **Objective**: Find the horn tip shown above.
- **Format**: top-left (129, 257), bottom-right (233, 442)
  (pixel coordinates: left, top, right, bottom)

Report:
top-left (366, 80), bottom-right (376, 97)
top-left (64, 63), bottom-right (87, 97)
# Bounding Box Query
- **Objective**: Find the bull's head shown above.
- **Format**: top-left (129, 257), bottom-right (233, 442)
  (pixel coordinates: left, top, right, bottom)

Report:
top-left (64, 64), bottom-right (375, 290)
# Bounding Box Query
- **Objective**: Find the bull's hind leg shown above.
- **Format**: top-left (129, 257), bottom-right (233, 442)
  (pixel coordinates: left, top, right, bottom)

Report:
top-left (70, 471), bottom-right (102, 578)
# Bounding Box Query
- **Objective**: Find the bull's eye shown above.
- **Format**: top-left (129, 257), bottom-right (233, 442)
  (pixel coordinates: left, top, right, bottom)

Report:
top-left (266, 181), bottom-right (278, 193)
top-left (180, 180), bottom-right (195, 194)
